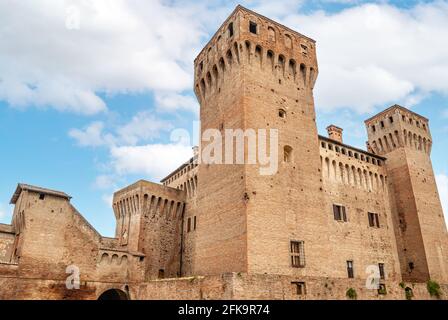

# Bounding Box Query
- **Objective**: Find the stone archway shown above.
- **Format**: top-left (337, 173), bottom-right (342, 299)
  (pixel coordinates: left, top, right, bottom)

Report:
top-left (98, 288), bottom-right (129, 300)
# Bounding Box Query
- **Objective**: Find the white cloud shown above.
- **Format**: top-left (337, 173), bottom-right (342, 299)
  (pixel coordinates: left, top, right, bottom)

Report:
top-left (155, 92), bottom-right (199, 114)
top-left (69, 112), bottom-right (172, 147)
top-left (116, 111), bottom-right (173, 145)
top-left (436, 173), bottom-right (448, 226)
top-left (68, 121), bottom-right (113, 147)
top-left (282, 2), bottom-right (448, 112)
top-left (0, 0), bottom-right (211, 114)
top-left (110, 143), bottom-right (193, 181)
top-left (94, 175), bottom-right (117, 190)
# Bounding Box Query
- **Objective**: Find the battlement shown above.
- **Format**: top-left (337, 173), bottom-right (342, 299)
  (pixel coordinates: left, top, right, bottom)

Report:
top-left (365, 105), bottom-right (432, 156)
top-left (194, 5), bottom-right (318, 101)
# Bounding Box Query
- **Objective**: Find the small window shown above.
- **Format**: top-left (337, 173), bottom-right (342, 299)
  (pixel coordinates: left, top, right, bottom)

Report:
top-left (249, 21), bottom-right (257, 34)
top-left (39, 193), bottom-right (45, 200)
top-left (290, 241), bottom-right (305, 268)
top-left (354, 153), bottom-right (359, 159)
top-left (328, 144), bottom-right (333, 151)
top-left (279, 109), bottom-right (287, 118)
top-left (228, 23), bottom-right (234, 37)
top-left (368, 212), bottom-right (380, 228)
top-left (389, 116), bottom-right (394, 123)
top-left (139, 256), bottom-right (144, 262)
top-left (321, 142), bottom-right (326, 149)
top-left (193, 216), bottom-right (197, 230)
top-left (371, 125), bottom-right (376, 132)
top-left (187, 217), bottom-right (191, 232)
top-left (158, 269), bottom-right (165, 279)
top-left (380, 121), bottom-right (385, 128)
top-left (301, 44), bottom-right (308, 55)
top-left (333, 204), bottom-right (347, 222)
top-left (292, 282), bottom-right (306, 295)
top-left (284, 145), bottom-right (293, 163)
top-left (378, 263), bottom-right (385, 280)
top-left (347, 260), bottom-right (354, 278)
top-left (402, 115), bottom-right (406, 121)
top-left (335, 146), bottom-right (340, 153)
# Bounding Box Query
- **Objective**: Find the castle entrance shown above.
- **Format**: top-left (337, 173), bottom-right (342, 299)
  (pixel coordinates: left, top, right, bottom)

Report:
top-left (97, 288), bottom-right (129, 300)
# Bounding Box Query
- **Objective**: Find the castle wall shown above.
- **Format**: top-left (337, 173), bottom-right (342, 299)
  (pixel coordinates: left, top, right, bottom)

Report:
top-left (319, 139), bottom-right (401, 282)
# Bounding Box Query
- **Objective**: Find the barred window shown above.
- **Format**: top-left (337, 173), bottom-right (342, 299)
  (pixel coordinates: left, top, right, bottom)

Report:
top-left (368, 212), bottom-right (380, 228)
top-left (333, 205), bottom-right (347, 222)
top-left (290, 241), bottom-right (305, 268)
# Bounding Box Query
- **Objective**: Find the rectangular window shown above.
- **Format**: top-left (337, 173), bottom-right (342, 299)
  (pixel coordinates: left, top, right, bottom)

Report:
top-left (371, 125), bottom-right (376, 132)
top-left (389, 116), bottom-right (394, 123)
top-left (39, 193), bottom-right (45, 200)
top-left (249, 21), bottom-right (257, 34)
top-left (187, 217), bottom-right (191, 232)
top-left (290, 241), bottom-right (305, 268)
top-left (292, 282), bottom-right (306, 295)
top-left (347, 260), bottom-right (354, 278)
top-left (378, 263), bottom-right (385, 280)
top-left (380, 121), bottom-right (385, 128)
top-left (193, 216), bottom-right (197, 230)
top-left (333, 205), bottom-right (347, 222)
top-left (368, 212), bottom-right (380, 228)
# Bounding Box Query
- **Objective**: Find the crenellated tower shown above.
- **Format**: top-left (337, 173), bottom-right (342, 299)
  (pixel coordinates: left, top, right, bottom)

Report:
top-left (193, 5), bottom-right (327, 276)
top-left (365, 105), bottom-right (448, 282)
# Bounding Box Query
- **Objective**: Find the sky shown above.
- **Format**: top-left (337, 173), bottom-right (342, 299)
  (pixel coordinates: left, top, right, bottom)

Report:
top-left (0, 0), bottom-right (447, 236)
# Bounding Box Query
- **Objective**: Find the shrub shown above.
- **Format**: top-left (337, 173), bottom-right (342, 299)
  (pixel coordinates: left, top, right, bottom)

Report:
top-left (405, 287), bottom-right (413, 300)
top-left (427, 280), bottom-right (441, 299)
top-left (346, 288), bottom-right (357, 300)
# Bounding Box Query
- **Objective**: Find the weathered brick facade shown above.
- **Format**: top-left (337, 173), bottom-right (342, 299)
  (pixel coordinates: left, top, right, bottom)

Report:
top-left (0, 5), bottom-right (447, 300)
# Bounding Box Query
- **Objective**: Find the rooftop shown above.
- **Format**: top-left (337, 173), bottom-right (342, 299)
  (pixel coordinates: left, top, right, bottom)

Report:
top-left (10, 183), bottom-right (71, 204)
top-left (364, 104), bottom-right (428, 124)
top-left (195, 5), bottom-right (316, 62)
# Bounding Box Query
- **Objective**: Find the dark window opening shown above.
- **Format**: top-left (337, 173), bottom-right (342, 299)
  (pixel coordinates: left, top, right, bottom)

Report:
top-left (368, 212), bottom-right (380, 228)
top-left (228, 23), bottom-right (234, 37)
top-left (333, 204), bottom-right (347, 222)
top-left (380, 121), bottom-right (385, 128)
top-left (389, 116), bottom-right (394, 123)
top-left (187, 217), bottom-right (191, 233)
top-left (292, 282), bottom-right (306, 295)
top-left (347, 260), bottom-right (354, 278)
top-left (372, 125), bottom-right (376, 132)
top-left (193, 216), bottom-right (197, 230)
top-left (279, 109), bottom-right (287, 118)
top-left (408, 262), bottom-right (414, 270)
top-left (378, 263), bottom-right (385, 280)
top-left (139, 256), bottom-right (144, 262)
top-left (249, 21), bottom-right (257, 34)
top-left (39, 193), bottom-right (45, 200)
top-left (290, 241), bottom-right (305, 268)
top-left (158, 269), bottom-right (165, 279)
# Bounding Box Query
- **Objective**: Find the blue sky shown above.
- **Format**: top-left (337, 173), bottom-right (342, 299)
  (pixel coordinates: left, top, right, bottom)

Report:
top-left (0, 0), bottom-right (447, 236)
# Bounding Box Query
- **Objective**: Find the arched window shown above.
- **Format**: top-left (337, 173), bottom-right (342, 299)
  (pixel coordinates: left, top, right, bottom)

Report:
top-left (289, 59), bottom-right (296, 80)
top-left (267, 50), bottom-right (274, 71)
top-left (228, 22), bottom-right (234, 38)
top-left (300, 64), bottom-right (306, 86)
top-left (278, 55), bottom-right (285, 75)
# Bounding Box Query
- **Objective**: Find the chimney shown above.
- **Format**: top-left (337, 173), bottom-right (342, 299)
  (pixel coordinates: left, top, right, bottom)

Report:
top-left (326, 125), bottom-right (343, 143)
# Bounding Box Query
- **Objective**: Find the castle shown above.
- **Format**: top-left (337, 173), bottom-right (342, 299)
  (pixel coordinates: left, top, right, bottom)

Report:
top-left (0, 5), bottom-right (447, 300)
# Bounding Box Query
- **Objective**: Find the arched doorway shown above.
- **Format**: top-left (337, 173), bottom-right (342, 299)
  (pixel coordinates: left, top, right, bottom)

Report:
top-left (98, 289), bottom-right (129, 300)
